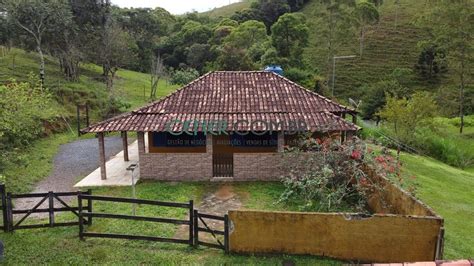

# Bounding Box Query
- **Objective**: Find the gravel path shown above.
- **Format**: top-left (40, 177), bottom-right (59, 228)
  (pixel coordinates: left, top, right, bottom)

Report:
top-left (15, 136), bottom-right (124, 213)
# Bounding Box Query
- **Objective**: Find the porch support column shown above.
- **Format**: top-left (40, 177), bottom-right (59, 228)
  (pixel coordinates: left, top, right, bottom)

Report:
top-left (277, 132), bottom-right (284, 153)
top-left (206, 134), bottom-right (213, 154)
top-left (137, 132), bottom-right (145, 154)
top-left (121, 131), bottom-right (129, 161)
top-left (98, 132), bottom-right (107, 180)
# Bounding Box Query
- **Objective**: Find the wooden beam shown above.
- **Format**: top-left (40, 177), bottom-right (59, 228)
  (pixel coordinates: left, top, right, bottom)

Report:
top-left (121, 131), bottom-right (129, 161)
top-left (137, 132), bottom-right (145, 154)
top-left (98, 133), bottom-right (107, 180)
top-left (277, 132), bottom-right (284, 153)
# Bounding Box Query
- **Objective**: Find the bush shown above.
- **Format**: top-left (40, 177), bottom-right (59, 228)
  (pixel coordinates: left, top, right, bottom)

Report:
top-left (0, 79), bottom-right (61, 171)
top-left (284, 67), bottom-right (314, 89)
top-left (170, 68), bottom-right (200, 85)
top-left (278, 136), bottom-right (412, 212)
top-left (414, 128), bottom-right (473, 169)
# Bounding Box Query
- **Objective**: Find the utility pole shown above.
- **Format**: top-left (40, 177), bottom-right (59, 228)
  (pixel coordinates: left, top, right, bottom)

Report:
top-left (332, 55), bottom-right (357, 97)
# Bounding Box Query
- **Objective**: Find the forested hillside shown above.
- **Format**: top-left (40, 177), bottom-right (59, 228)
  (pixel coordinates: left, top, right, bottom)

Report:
top-left (0, 0), bottom-right (472, 171)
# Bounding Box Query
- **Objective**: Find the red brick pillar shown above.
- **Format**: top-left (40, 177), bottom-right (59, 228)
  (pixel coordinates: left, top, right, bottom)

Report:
top-left (277, 132), bottom-right (284, 153)
top-left (122, 131), bottom-right (129, 161)
top-left (98, 132), bottom-right (107, 180)
top-left (137, 132), bottom-right (145, 154)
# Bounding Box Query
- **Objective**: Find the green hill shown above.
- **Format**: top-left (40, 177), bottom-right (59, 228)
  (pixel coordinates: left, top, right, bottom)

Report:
top-left (203, 0), bottom-right (254, 18)
top-left (301, 0), bottom-right (440, 100)
top-left (0, 48), bottom-right (178, 120)
top-left (201, 0), bottom-right (462, 101)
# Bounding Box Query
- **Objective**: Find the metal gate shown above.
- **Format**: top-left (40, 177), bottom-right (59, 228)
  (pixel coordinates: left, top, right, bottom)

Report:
top-left (212, 154), bottom-right (233, 177)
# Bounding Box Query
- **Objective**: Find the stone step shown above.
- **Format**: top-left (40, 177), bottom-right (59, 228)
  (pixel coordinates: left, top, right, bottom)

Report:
top-left (211, 176), bottom-right (234, 182)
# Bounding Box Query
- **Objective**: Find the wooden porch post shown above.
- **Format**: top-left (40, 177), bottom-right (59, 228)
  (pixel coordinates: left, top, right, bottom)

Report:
top-left (98, 132), bottom-right (107, 180)
top-left (121, 131), bottom-right (129, 161)
top-left (277, 132), bottom-right (284, 153)
top-left (137, 132), bottom-right (145, 154)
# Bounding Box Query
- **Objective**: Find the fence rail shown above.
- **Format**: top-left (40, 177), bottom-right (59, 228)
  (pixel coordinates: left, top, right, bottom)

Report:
top-left (194, 210), bottom-right (229, 252)
top-left (78, 194), bottom-right (194, 246)
top-left (4, 189), bottom-right (91, 231)
top-left (0, 184), bottom-right (229, 254)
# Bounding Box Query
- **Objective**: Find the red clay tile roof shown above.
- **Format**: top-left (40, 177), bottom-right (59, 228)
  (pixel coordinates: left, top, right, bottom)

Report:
top-left (82, 71), bottom-right (359, 133)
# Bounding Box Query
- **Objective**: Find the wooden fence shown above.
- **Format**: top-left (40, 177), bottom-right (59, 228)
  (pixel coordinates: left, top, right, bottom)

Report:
top-left (78, 194), bottom-right (195, 246)
top-left (193, 210), bottom-right (229, 252)
top-left (2, 187), bottom-right (92, 231)
top-left (0, 184), bottom-right (6, 231)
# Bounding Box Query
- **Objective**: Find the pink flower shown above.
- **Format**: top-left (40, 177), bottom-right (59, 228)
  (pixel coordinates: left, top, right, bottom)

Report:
top-left (351, 150), bottom-right (362, 160)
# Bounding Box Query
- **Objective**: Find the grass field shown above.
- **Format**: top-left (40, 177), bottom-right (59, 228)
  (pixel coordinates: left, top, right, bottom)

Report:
top-left (1, 136), bottom-right (473, 263)
top-left (0, 48), bottom-right (179, 119)
top-left (400, 153), bottom-right (474, 259)
top-left (0, 182), bottom-right (339, 265)
top-left (203, 0), bottom-right (254, 18)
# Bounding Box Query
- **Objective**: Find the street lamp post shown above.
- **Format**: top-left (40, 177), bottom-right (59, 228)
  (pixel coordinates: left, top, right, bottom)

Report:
top-left (332, 55), bottom-right (357, 97)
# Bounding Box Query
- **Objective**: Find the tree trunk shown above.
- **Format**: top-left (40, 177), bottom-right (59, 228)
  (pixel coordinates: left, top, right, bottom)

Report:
top-left (37, 45), bottom-right (45, 89)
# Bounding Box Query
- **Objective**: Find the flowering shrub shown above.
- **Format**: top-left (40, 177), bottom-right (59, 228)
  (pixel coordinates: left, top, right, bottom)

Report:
top-left (279, 135), bottom-right (416, 212)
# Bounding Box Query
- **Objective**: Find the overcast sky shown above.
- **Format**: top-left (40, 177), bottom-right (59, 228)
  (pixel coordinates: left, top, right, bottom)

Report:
top-left (112, 0), bottom-right (242, 15)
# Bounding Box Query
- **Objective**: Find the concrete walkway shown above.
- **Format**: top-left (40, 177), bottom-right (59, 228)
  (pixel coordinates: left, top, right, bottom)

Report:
top-left (74, 140), bottom-right (141, 188)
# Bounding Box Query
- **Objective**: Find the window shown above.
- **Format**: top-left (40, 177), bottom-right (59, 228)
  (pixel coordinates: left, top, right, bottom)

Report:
top-left (230, 132), bottom-right (278, 147)
top-left (152, 132), bottom-right (206, 147)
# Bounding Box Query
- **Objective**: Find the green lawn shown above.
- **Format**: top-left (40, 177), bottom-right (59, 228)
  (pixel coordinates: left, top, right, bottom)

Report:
top-left (400, 153), bottom-right (474, 259)
top-left (0, 182), bottom-right (339, 265)
top-left (1, 146), bottom-right (473, 263)
top-left (0, 48), bottom-right (178, 119)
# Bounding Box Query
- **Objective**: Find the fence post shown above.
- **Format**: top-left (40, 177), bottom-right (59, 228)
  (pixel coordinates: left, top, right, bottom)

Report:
top-left (86, 189), bottom-right (92, 225)
top-left (0, 184), bottom-right (7, 232)
top-left (78, 192), bottom-right (84, 240)
top-left (224, 214), bottom-right (229, 254)
top-left (48, 191), bottom-right (54, 227)
top-left (6, 193), bottom-right (13, 232)
top-left (193, 210), bottom-right (199, 248)
top-left (189, 200), bottom-right (193, 247)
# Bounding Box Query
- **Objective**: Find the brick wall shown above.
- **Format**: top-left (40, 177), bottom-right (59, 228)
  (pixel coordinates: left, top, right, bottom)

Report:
top-left (139, 153), bottom-right (212, 180)
top-left (138, 133), bottom-right (213, 181)
top-left (233, 153), bottom-right (284, 181)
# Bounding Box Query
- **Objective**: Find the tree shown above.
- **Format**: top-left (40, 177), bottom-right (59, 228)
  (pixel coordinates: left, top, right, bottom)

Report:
top-left (313, 0), bottom-right (356, 80)
top-left (414, 44), bottom-right (447, 83)
top-left (271, 13), bottom-right (309, 64)
top-left (216, 44), bottom-right (255, 71)
top-left (378, 92), bottom-right (438, 140)
top-left (114, 7), bottom-right (174, 72)
top-left (225, 20), bottom-right (268, 50)
top-left (186, 43), bottom-right (213, 72)
top-left (353, 1), bottom-right (379, 57)
top-left (230, 8), bottom-right (262, 24)
top-left (3, 0), bottom-right (72, 87)
top-left (170, 68), bottom-right (199, 85)
top-left (150, 53), bottom-right (164, 100)
top-left (253, 0), bottom-right (290, 31)
top-left (96, 19), bottom-right (136, 93)
top-left (419, 0), bottom-right (473, 133)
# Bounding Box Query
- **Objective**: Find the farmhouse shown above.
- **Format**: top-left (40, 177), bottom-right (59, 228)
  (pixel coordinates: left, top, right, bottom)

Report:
top-left (82, 71), bottom-right (359, 181)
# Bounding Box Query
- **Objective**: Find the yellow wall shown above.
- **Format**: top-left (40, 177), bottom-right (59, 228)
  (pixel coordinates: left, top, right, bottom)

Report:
top-left (364, 166), bottom-right (439, 217)
top-left (229, 210), bottom-right (443, 263)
